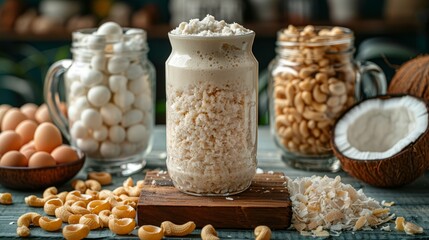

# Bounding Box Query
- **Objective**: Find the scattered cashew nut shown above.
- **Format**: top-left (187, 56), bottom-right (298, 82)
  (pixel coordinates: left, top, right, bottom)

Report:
top-left (254, 225), bottom-right (272, 240)
top-left (161, 220), bottom-right (196, 237)
top-left (138, 225), bottom-right (164, 240)
top-left (201, 224), bottom-right (220, 240)
top-left (0, 192), bottom-right (12, 205)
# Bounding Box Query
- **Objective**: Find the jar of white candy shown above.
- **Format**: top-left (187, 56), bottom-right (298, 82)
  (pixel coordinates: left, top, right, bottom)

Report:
top-left (45, 22), bottom-right (155, 176)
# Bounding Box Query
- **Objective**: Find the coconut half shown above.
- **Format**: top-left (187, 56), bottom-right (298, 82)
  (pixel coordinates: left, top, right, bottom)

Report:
top-left (332, 95), bottom-right (429, 187)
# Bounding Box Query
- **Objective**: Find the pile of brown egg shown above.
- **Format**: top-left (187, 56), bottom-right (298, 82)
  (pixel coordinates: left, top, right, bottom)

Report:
top-left (0, 103), bottom-right (80, 168)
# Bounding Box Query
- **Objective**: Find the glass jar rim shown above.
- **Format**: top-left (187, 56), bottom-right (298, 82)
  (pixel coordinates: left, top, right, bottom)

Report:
top-left (276, 26), bottom-right (354, 47)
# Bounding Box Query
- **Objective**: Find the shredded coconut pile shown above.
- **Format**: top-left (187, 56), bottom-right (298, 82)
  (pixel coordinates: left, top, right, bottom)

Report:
top-left (171, 15), bottom-right (251, 36)
top-left (287, 175), bottom-right (395, 237)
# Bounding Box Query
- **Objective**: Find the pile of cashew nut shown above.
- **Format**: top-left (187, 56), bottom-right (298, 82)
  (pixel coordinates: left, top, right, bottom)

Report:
top-left (272, 25), bottom-right (355, 155)
top-left (13, 171), bottom-right (273, 239)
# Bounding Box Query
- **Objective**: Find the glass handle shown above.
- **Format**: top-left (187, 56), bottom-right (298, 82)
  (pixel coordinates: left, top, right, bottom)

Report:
top-left (44, 59), bottom-right (72, 141)
top-left (355, 61), bottom-right (387, 101)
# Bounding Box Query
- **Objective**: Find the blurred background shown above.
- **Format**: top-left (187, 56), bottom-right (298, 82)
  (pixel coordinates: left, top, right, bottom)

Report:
top-left (0, 0), bottom-right (428, 124)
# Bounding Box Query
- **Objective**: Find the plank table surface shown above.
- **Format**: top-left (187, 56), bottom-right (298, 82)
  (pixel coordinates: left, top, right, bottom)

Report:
top-left (0, 126), bottom-right (428, 239)
top-left (138, 171), bottom-right (292, 229)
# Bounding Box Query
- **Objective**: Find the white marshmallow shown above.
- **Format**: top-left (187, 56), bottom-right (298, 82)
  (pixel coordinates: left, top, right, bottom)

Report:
top-left (109, 125), bottom-right (126, 143)
top-left (86, 35), bottom-right (106, 50)
top-left (100, 141), bottom-right (121, 157)
top-left (109, 75), bottom-right (127, 93)
top-left (122, 109), bottom-right (143, 127)
top-left (81, 68), bottom-right (103, 87)
top-left (92, 125), bottom-right (108, 141)
top-left (70, 81), bottom-right (86, 98)
top-left (70, 121), bottom-right (88, 139)
top-left (96, 22), bottom-right (123, 42)
top-left (68, 96), bottom-right (90, 121)
top-left (100, 103), bottom-right (122, 126)
top-left (113, 42), bottom-right (129, 53)
top-left (108, 56), bottom-right (130, 74)
top-left (81, 108), bottom-right (103, 130)
top-left (87, 85), bottom-right (111, 107)
top-left (120, 141), bottom-right (137, 155)
top-left (144, 113), bottom-right (153, 126)
top-left (67, 105), bottom-right (79, 122)
top-left (125, 29), bottom-right (144, 35)
top-left (128, 75), bottom-right (150, 95)
top-left (65, 68), bottom-right (80, 81)
top-left (76, 138), bottom-right (99, 153)
top-left (126, 64), bottom-right (145, 81)
top-left (133, 93), bottom-right (152, 112)
top-left (127, 124), bottom-right (147, 143)
top-left (114, 90), bottom-right (134, 110)
top-left (91, 54), bottom-right (106, 71)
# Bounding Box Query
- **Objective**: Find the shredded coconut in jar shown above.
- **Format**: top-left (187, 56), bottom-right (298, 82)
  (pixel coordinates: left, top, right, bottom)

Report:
top-left (287, 175), bottom-right (394, 237)
top-left (170, 14), bottom-right (251, 36)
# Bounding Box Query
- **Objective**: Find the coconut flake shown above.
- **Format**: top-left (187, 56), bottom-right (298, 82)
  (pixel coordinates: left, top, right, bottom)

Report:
top-left (288, 175), bottom-right (393, 237)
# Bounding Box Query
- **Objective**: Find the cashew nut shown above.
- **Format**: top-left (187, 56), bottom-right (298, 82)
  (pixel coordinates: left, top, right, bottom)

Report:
top-left (87, 199), bottom-right (110, 214)
top-left (43, 187), bottom-right (58, 199)
top-left (0, 192), bottom-right (12, 205)
top-left (62, 224), bottom-right (90, 240)
top-left (88, 171), bottom-right (112, 185)
top-left (85, 179), bottom-right (102, 191)
top-left (44, 198), bottom-right (63, 216)
top-left (25, 195), bottom-right (46, 207)
top-left (201, 224), bottom-right (220, 240)
top-left (161, 221), bottom-right (196, 237)
top-left (111, 205), bottom-right (136, 219)
top-left (138, 225), bottom-right (164, 240)
top-left (108, 218), bottom-right (136, 235)
top-left (39, 216), bottom-right (62, 232)
top-left (71, 179), bottom-right (87, 193)
top-left (254, 225), bottom-right (272, 240)
top-left (79, 213), bottom-right (103, 230)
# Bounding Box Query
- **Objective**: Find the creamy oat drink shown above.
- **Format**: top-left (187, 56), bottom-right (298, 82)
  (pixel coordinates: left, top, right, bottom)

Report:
top-left (166, 15), bottom-right (258, 196)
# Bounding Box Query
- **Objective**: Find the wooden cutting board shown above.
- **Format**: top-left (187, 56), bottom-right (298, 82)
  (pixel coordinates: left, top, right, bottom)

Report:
top-left (137, 170), bottom-right (292, 229)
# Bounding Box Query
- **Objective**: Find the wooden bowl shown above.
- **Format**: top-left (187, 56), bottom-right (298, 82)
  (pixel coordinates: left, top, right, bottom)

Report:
top-left (0, 149), bottom-right (85, 190)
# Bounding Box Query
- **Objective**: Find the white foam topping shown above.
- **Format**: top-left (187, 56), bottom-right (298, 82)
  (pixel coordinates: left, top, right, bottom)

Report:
top-left (170, 14), bottom-right (251, 36)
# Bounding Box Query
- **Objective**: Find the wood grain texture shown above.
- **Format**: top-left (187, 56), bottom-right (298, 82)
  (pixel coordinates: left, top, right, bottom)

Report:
top-left (137, 171), bottom-right (292, 229)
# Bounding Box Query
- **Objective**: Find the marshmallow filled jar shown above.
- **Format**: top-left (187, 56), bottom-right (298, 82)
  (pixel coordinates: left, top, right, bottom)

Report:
top-left (45, 23), bottom-right (155, 176)
top-left (166, 30), bottom-right (258, 196)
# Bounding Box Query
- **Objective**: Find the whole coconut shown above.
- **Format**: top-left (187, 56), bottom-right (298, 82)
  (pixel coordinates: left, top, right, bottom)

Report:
top-left (388, 55), bottom-right (429, 99)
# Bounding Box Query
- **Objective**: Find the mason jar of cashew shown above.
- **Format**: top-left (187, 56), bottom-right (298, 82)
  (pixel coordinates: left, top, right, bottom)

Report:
top-left (268, 25), bottom-right (386, 171)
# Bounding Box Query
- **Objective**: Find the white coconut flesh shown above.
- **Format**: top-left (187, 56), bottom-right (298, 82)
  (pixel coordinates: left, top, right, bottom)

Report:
top-left (334, 96), bottom-right (428, 160)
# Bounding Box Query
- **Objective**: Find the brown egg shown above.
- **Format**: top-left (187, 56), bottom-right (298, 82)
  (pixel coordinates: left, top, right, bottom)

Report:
top-left (35, 103), bottom-right (52, 123)
top-left (15, 119), bottom-right (38, 145)
top-left (20, 140), bottom-right (35, 152)
top-left (34, 122), bottom-right (62, 152)
top-left (51, 145), bottom-right (79, 164)
top-left (20, 103), bottom-right (38, 121)
top-left (28, 151), bottom-right (56, 168)
top-left (0, 150), bottom-right (28, 167)
top-left (21, 148), bottom-right (37, 160)
top-left (0, 130), bottom-right (22, 155)
top-left (1, 108), bottom-right (27, 131)
top-left (0, 104), bottom-right (12, 128)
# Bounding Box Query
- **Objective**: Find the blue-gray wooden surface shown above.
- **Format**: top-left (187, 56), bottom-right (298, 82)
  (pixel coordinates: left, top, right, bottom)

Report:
top-left (0, 126), bottom-right (428, 239)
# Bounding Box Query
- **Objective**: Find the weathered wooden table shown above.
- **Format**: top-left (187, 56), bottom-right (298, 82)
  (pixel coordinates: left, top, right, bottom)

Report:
top-left (0, 126), bottom-right (428, 239)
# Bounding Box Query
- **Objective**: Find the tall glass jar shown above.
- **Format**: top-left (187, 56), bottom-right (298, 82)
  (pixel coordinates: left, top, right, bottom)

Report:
top-left (166, 33), bottom-right (258, 196)
top-left (268, 26), bottom-right (386, 171)
top-left (45, 27), bottom-right (156, 176)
